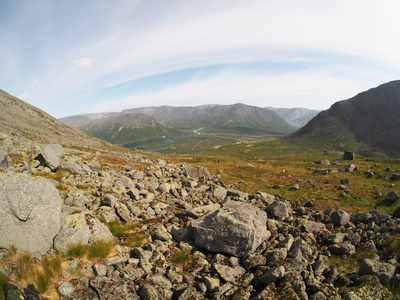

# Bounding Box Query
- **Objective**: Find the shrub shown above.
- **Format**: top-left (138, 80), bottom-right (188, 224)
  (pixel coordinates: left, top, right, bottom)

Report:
top-left (88, 240), bottom-right (113, 259)
top-left (66, 243), bottom-right (88, 258)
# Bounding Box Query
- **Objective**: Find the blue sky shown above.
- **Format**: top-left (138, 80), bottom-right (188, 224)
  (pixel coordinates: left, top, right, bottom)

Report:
top-left (1, 0), bottom-right (400, 118)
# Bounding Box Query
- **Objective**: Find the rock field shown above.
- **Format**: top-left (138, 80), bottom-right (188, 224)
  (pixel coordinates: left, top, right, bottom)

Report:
top-left (1, 137), bottom-right (400, 299)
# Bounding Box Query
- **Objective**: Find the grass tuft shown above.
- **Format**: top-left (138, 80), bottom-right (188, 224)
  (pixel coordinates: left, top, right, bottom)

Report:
top-left (171, 249), bottom-right (195, 271)
top-left (88, 240), bottom-right (114, 259)
top-left (66, 243), bottom-right (88, 258)
top-left (106, 221), bottom-right (137, 238)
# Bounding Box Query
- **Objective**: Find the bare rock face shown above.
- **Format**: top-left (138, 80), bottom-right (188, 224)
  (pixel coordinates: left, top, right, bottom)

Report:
top-left (190, 201), bottom-right (269, 257)
top-left (36, 144), bottom-right (64, 171)
top-left (0, 172), bottom-right (62, 255)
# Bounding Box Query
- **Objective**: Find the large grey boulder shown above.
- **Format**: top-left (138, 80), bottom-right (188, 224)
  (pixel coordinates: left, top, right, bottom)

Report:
top-left (54, 212), bottom-right (113, 253)
top-left (190, 201), bottom-right (269, 257)
top-left (359, 259), bottom-right (396, 282)
top-left (36, 144), bottom-right (63, 171)
top-left (0, 172), bottom-right (62, 255)
top-left (331, 209), bottom-right (350, 226)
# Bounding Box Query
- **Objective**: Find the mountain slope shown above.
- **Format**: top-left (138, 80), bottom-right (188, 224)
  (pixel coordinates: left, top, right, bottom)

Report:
top-left (75, 113), bottom-right (179, 146)
top-left (122, 103), bottom-right (296, 135)
top-left (290, 80), bottom-right (400, 156)
top-left (266, 107), bottom-right (321, 127)
top-left (0, 89), bottom-right (107, 148)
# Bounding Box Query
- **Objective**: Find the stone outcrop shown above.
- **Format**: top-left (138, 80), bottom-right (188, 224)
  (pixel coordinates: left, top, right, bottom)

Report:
top-left (0, 172), bottom-right (62, 255)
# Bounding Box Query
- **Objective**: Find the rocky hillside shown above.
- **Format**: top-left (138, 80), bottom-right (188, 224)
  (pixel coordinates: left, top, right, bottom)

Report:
top-left (2, 88), bottom-right (400, 299)
top-left (70, 113), bottom-right (179, 146)
top-left (0, 89), bottom-right (108, 149)
top-left (122, 103), bottom-right (297, 136)
top-left (266, 107), bottom-right (321, 128)
top-left (290, 80), bottom-right (400, 157)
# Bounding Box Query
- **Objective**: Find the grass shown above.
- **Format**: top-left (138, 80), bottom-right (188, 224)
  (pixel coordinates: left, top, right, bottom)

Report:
top-left (66, 240), bottom-right (114, 259)
top-left (0, 272), bottom-right (7, 300)
top-left (127, 234), bottom-right (146, 247)
top-left (11, 253), bottom-right (63, 295)
top-left (88, 240), bottom-right (114, 259)
top-left (171, 249), bottom-right (195, 271)
top-left (328, 249), bottom-right (376, 274)
top-left (104, 220), bottom-right (137, 238)
top-left (66, 243), bottom-right (88, 258)
top-left (383, 234), bottom-right (400, 259)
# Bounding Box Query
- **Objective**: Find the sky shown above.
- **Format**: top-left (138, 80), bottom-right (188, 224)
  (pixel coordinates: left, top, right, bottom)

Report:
top-left (1, 0), bottom-right (400, 118)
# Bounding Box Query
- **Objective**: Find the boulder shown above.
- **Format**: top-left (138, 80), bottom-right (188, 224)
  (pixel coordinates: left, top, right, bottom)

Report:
top-left (387, 191), bottom-right (399, 203)
top-left (184, 165), bottom-right (210, 180)
top-left (331, 209), bottom-right (350, 226)
top-left (304, 221), bottom-right (327, 234)
top-left (359, 259), bottom-right (396, 282)
top-left (190, 201), bottom-right (269, 257)
top-left (343, 151), bottom-right (356, 160)
top-left (36, 144), bottom-right (63, 171)
top-left (267, 200), bottom-right (290, 219)
top-left (54, 212), bottom-right (113, 253)
top-left (345, 164), bottom-right (356, 172)
top-left (0, 172), bottom-right (62, 255)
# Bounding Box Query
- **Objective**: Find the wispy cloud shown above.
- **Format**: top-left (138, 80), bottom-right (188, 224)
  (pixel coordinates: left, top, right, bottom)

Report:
top-left (1, 0), bottom-right (400, 118)
top-left (72, 57), bottom-right (93, 70)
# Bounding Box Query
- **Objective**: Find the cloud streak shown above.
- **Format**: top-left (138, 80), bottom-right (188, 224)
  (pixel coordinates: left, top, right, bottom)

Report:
top-left (1, 0), bottom-right (400, 117)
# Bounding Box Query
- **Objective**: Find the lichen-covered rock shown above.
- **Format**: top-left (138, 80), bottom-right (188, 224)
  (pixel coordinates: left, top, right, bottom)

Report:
top-left (191, 201), bottom-right (269, 257)
top-left (54, 212), bottom-right (113, 253)
top-left (358, 258), bottom-right (396, 283)
top-left (36, 144), bottom-right (63, 171)
top-left (0, 172), bottom-right (62, 255)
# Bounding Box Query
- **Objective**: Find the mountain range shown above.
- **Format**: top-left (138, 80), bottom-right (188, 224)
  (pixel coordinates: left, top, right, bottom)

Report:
top-left (60, 104), bottom-right (298, 147)
top-left (291, 80), bottom-right (400, 157)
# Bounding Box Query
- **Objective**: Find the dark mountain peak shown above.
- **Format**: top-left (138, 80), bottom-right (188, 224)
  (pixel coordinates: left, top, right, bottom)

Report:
top-left (291, 80), bottom-right (400, 157)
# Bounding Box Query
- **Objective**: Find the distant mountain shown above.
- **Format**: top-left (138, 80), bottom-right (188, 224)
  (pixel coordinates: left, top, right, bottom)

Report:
top-left (266, 107), bottom-right (321, 127)
top-left (59, 112), bottom-right (119, 128)
top-left (74, 113), bottom-right (179, 146)
top-left (0, 89), bottom-right (106, 148)
top-left (122, 103), bottom-right (296, 136)
top-left (290, 80), bottom-right (400, 157)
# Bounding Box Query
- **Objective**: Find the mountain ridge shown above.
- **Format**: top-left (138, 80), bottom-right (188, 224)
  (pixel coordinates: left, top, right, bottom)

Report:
top-left (290, 80), bottom-right (400, 157)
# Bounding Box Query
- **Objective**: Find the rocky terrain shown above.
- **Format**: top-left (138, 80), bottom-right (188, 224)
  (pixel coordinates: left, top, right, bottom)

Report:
top-left (2, 88), bottom-right (400, 300)
top-left (2, 135), bottom-right (400, 299)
